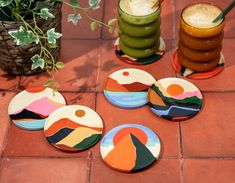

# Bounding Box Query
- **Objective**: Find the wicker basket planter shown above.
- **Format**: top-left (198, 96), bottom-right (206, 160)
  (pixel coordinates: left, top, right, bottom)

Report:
top-left (0, 3), bottom-right (62, 75)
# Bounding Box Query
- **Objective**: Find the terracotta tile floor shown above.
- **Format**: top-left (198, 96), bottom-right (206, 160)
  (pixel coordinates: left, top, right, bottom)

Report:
top-left (0, 0), bottom-right (235, 182)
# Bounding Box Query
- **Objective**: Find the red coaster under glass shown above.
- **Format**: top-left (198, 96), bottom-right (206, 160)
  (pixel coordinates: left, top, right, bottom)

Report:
top-left (172, 50), bottom-right (224, 79)
top-left (115, 37), bottom-right (165, 65)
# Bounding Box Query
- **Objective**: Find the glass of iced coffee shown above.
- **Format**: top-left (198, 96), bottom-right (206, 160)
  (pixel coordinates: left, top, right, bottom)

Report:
top-left (116, 0), bottom-right (165, 65)
top-left (177, 3), bottom-right (225, 75)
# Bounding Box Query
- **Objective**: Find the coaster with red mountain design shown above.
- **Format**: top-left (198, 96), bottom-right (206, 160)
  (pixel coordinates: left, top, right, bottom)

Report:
top-left (44, 105), bottom-right (103, 152)
top-left (104, 68), bottom-right (156, 108)
top-left (8, 87), bottom-right (66, 130)
top-left (100, 124), bottom-right (161, 172)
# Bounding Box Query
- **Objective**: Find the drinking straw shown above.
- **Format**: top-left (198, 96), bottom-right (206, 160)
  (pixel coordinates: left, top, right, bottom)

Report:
top-left (213, 0), bottom-right (235, 22)
top-left (152, 0), bottom-right (164, 9)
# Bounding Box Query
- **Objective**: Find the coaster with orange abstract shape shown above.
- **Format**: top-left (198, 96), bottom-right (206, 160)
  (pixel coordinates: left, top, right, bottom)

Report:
top-left (148, 78), bottom-right (203, 121)
top-left (100, 124), bottom-right (161, 172)
top-left (8, 87), bottom-right (66, 130)
top-left (44, 105), bottom-right (103, 152)
top-left (104, 68), bottom-right (156, 109)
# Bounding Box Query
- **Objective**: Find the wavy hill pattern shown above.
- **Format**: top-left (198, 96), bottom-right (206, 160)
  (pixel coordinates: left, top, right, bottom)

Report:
top-left (45, 118), bottom-right (103, 151)
top-left (148, 84), bottom-right (202, 120)
top-left (105, 78), bottom-right (150, 92)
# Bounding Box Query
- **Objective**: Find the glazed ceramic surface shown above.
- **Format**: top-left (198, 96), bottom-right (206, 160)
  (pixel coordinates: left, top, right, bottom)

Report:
top-left (44, 105), bottom-right (103, 152)
top-left (172, 50), bottom-right (224, 79)
top-left (115, 37), bottom-right (165, 65)
top-left (8, 87), bottom-right (66, 130)
top-left (104, 68), bottom-right (156, 108)
top-left (100, 124), bottom-right (161, 172)
top-left (148, 78), bottom-right (203, 121)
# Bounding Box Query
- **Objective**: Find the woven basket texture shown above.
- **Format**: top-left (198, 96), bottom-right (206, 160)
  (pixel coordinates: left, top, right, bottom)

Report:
top-left (0, 3), bottom-right (62, 75)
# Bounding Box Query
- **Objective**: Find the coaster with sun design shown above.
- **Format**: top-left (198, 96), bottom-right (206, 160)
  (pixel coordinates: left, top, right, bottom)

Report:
top-left (148, 78), bottom-right (203, 121)
top-left (100, 124), bottom-right (161, 172)
top-left (104, 68), bottom-right (156, 109)
top-left (44, 105), bottom-right (103, 152)
top-left (115, 37), bottom-right (165, 65)
top-left (172, 50), bottom-right (225, 79)
top-left (8, 87), bottom-right (66, 130)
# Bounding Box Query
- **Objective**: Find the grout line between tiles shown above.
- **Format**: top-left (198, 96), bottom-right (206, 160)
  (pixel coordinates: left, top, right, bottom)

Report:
top-left (100, 0), bottom-right (106, 39)
top-left (87, 151), bottom-right (93, 183)
top-left (171, 0), bottom-right (176, 40)
top-left (0, 158), bottom-right (4, 181)
top-left (179, 122), bottom-right (184, 183)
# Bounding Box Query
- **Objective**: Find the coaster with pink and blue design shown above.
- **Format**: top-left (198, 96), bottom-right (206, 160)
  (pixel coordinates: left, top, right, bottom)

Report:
top-left (8, 87), bottom-right (66, 130)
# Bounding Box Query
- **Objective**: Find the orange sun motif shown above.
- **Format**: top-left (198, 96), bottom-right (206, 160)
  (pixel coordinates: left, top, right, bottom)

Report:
top-left (26, 87), bottom-right (46, 93)
top-left (75, 109), bottom-right (86, 117)
top-left (166, 84), bottom-right (184, 96)
top-left (113, 127), bottom-right (148, 146)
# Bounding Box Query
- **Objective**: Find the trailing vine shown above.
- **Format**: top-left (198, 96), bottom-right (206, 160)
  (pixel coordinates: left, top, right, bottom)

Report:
top-left (0, 0), bottom-right (116, 92)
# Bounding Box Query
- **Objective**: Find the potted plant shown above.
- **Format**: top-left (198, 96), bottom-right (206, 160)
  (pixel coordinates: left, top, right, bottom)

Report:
top-left (0, 0), bottom-right (116, 90)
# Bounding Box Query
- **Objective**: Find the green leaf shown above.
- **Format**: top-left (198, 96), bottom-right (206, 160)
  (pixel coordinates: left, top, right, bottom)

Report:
top-left (108, 19), bottom-right (117, 27)
top-left (8, 26), bottom-right (39, 46)
top-left (56, 62), bottom-right (65, 69)
top-left (38, 8), bottom-right (55, 20)
top-left (109, 27), bottom-right (114, 34)
top-left (90, 21), bottom-right (98, 31)
top-left (47, 28), bottom-right (62, 44)
top-left (44, 79), bottom-right (52, 86)
top-left (47, 43), bottom-right (58, 49)
top-left (54, 82), bottom-right (60, 88)
top-left (67, 13), bottom-right (82, 26)
top-left (31, 54), bottom-right (45, 70)
top-left (88, 0), bottom-right (100, 9)
top-left (0, 0), bottom-right (13, 7)
top-left (36, 1), bottom-right (53, 9)
top-left (70, 0), bottom-right (80, 8)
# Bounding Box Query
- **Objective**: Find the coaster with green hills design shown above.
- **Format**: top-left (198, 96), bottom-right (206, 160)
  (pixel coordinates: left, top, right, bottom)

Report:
top-left (44, 105), bottom-right (103, 152)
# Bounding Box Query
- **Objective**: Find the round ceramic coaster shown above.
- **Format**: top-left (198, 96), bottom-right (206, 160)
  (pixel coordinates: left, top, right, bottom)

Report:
top-left (148, 78), bottom-right (203, 121)
top-left (115, 37), bottom-right (165, 65)
top-left (104, 68), bottom-right (156, 109)
top-left (8, 87), bottom-right (66, 130)
top-left (172, 50), bottom-right (225, 79)
top-left (100, 124), bottom-right (160, 172)
top-left (44, 105), bottom-right (103, 152)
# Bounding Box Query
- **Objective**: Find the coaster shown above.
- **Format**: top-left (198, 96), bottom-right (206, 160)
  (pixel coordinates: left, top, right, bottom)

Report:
top-left (148, 78), bottom-right (203, 121)
top-left (100, 124), bottom-right (160, 172)
top-left (115, 37), bottom-right (165, 65)
top-left (104, 68), bottom-right (156, 109)
top-left (172, 50), bottom-right (225, 79)
top-left (44, 105), bottom-right (103, 152)
top-left (8, 87), bottom-right (66, 130)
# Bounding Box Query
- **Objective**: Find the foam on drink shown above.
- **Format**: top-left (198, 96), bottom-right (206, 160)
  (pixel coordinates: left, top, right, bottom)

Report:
top-left (182, 3), bottom-right (223, 28)
top-left (119, 0), bottom-right (158, 16)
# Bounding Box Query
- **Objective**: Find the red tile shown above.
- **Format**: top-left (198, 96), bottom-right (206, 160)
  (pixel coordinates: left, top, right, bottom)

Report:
top-left (183, 159), bottom-right (235, 183)
top-left (181, 93), bottom-right (235, 158)
top-left (62, 0), bottom-right (104, 39)
top-left (93, 94), bottom-right (180, 158)
top-left (0, 92), bottom-right (15, 155)
top-left (3, 93), bottom-right (96, 158)
top-left (175, 39), bottom-right (235, 91)
top-left (175, 0), bottom-right (235, 38)
top-left (97, 40), bottom-right (175, 92)
top-left (90, 158), bottom-right (181, 183)
top-left (20, 40), bottom-right (100, 92)
top-left (102, 0), bottom-right (174, 39)
top-left (0, 71), bottom-right (19, 91)
top-left (0, 158), bottom-right (88, 183)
